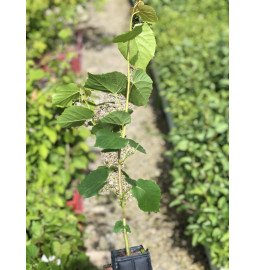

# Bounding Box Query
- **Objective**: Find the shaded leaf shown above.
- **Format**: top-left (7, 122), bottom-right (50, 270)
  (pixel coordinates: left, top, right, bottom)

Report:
top-left (113, 25), bottom-right (143, 43)
top-left (37, 262), bottom-right (48, 270)
top-left (94, 129), bottom-right (128, 149)
top-left (26, 245), bottom-right (39, 260)
top-left (91, 122), bottom-right (121, 135)
top-left (85, 72), bottom-right (127, 94)
top-left (132, 179), bottom-right (161, 212)
top-left (57, 106), bottom-right (94, 128)
top-left (129, 69), bottom-right (153, 106)
top-left (128, 139), bottom-right (146, 154)
top-left (99, 111), bottom-right (131, 126)
top-left (125, 177), bottom-right (137, 186)
top-left (169, 197), bottom-right (182, 207)
top-left (137, 5), bottom-right (158, 23)
top-left (192, 233), bottom-right (199, 246)
top-left (52, 83), bottom-right (79, 106)
top-left (77, 167), bottom-right (109, 198)
top-left (113, 220), bottom-right (131, 233)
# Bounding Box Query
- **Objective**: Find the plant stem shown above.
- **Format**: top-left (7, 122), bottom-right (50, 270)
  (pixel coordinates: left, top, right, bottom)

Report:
top-left (117, 11), bottom-right (135, 257)
top-left (121, 13), bottom-right (134, 139)
top-left (117, 150), bottom-right (130, 255)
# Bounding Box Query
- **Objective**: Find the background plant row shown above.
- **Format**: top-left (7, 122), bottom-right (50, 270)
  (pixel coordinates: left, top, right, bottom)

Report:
top-left (26, 1), bottom-right (97, 269)
top-left (149, 0), bottom-right (229, 268)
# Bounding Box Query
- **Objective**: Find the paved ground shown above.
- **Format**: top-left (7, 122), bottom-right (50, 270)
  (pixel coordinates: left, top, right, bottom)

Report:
top-left (79, 0), bottom-right (209, 269)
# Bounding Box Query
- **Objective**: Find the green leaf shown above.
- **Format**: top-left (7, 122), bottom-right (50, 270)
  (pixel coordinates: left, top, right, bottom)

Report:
top-left (41, 246), bottom-right (51, 258)
top-left (99, 111), bottom-right (131, 126)
top-left (192, 233), bottom-right (199, 246)
top-left (52, 83), bottom-right (80, 106)
top-left (85, 72), bottom-right (127, 94)
top-left (60, 243), bottom-right (71, 256)
top-left (216, 123), bottom-right (228, 134)
top-left (26, 245), bottom-right (39, 260)
top-left (29, 69), bottom-right (45, 81)
top-left (57, 106), bottom-right (94, 128)
top-left (169, 197), bottom-right (182, 207)
top-left (94, 129), bottom-right (129, 149)
top-left (37, 262), bottom-right (48, 270)
top-left (125, 177), bottom-right (137, 186)
top-left (118, 23), bottom-right (156, 70)
top-left (91, 122), bottom-right (120, 135)
top-left (131, 179), bottom-right (161, 212)
top-left (212, 228), bottom-right (222, 239)
top-left (113, 220), bottom-right (131, 233)
top-left (176, 140), bottom-right (189, 151)
top-left (58, 28), bottom-right (72, 39)
top-left (77, 167), bottom-right (109, 198)
top-left (129, 69), bottom-right (153, 106)
top-left (39, 144), bottom-right (49, 159)
top-left (112, 25), bottom-right (143, 43)
top-left (43, 126), bottom-right (57, 143)
top-left (137, 5), bottom-right (158, 23)
top-left (128, 139), bottom-right (146, 154)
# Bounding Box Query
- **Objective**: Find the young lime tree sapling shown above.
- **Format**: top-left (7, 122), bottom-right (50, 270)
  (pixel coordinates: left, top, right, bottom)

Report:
top-left (52, 1), bottom-right (160, 256)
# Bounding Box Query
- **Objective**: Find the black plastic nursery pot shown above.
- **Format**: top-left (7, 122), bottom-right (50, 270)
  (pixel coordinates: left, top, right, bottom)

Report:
top-left (111, 245), bottom-right (153, 270)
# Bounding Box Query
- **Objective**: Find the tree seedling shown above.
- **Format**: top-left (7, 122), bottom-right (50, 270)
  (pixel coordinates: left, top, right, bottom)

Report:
top-left (52, 0), bottom-right (160, 256)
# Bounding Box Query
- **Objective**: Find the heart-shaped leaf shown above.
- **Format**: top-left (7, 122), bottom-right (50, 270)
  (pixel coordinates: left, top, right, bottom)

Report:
top-left (98, 111), bottom-right (131, 126)
top-left (77, 167), bottom-right (109, 198)
top-left (118, 23), bottom-right (156, 70)
top-left (94, 129), bottom-right (129, 149)
top-left (85, 72), bottom-right (127, 94)
top-left (129, 69), bottom-right (153, 106)
top-left (137, 5), bottom-right (158, 23)
top-left (113, 25), bottom-right (143, 43)
top-left (57, 106), bottom-right (94, 128)
top-left (131, 179), bottom-right (161, 212)
top-left (52, 83), bottom-right (80, 107)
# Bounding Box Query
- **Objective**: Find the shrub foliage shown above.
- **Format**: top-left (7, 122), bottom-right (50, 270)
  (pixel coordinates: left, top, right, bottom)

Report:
top-left (26, 0), bottom-right (95, 269)
top-left (149, 0), bottom-right (229, 267)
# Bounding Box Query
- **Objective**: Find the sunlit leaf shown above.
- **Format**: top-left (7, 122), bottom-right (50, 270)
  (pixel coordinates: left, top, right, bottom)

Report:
top-left (118, 23), bottom-right (156, 70)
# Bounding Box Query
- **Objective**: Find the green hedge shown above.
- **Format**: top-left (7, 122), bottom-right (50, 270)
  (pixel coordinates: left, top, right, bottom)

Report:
top-left (26, 0), bottom-right (86, 58)
top-left (26, 1), bottom-right (96, 269)
top-left (150, 0), bottom-right (229, 268)
top-left (26, 86), bottom-right (94, 269)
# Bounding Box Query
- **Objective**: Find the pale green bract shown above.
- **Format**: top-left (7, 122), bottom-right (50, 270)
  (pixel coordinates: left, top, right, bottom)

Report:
top-left (118, 23), bottom-right (156, 70)
top-left (57, 106), bottom-right (94, 128)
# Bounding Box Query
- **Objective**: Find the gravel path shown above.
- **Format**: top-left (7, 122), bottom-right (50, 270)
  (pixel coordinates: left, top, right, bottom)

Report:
top-left (79, 0), bottom-right (209, 269)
